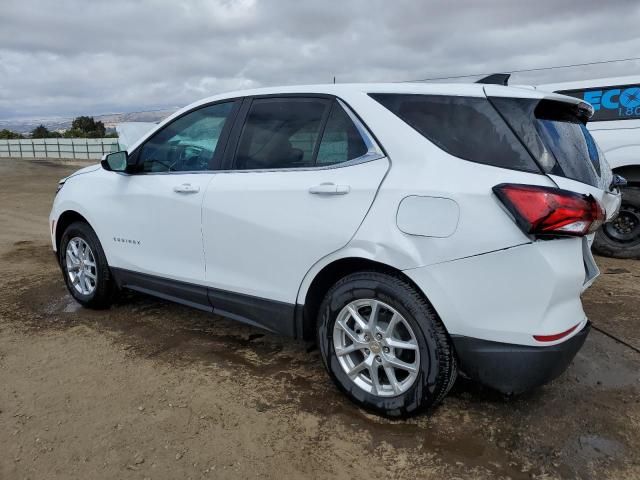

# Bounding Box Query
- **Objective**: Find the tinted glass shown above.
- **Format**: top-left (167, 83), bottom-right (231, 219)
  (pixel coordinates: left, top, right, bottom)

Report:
top-left (316, 103), bottom-right (368, 165)
top-left (370, 94), bottom-right (538, 172)
top-left (491, 97), bottom-right (602, 187)
top-left (557, 84), bottom-right (640, 121)
top-left (234, 98), bottom-right (330, 170)
top-left (139, 102), bottom-right (234, 173)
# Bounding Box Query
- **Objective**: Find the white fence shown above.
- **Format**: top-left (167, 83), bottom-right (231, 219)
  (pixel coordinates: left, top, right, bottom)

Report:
top-left (0, 138), bottom-right (120, 160)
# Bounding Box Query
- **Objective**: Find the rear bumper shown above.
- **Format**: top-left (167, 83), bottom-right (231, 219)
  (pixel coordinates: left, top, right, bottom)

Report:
top-left (452, 322), bottom-right (590, 394)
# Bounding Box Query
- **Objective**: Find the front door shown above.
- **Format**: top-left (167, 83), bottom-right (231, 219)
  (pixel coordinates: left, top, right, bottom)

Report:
top-left (101, 101), bottom-right (238, 286)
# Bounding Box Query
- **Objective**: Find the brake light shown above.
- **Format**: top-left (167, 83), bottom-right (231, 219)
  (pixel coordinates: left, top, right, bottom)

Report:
top-left (493, 183), bottom-right (605, 237)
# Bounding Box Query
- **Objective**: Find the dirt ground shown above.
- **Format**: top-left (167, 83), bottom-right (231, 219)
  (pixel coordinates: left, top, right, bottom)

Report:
top-left (0, 158), bottom-right (639, 480)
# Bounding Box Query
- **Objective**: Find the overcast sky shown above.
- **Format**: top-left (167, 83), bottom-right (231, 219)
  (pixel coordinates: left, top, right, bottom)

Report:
top-left (1, 0), bottom-right (639, 119)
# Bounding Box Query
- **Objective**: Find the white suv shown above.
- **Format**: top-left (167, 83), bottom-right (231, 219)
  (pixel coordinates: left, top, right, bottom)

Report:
top-left (50, 83), bottom-right (621, 417)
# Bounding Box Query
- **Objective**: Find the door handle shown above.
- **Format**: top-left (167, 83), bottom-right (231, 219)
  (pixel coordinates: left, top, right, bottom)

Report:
top-left (173, 183), bottom-right (200, 194)
top-left (308, 183), bottom-right (351, 195)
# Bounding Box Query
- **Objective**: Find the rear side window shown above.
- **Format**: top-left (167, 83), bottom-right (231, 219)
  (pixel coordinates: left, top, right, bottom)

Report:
top-left (490, 97), bottom-right (601, 187)
top-left (370, 93), bottom-right (539, 173)
top-left (316, 102), bottom-right (368, 165)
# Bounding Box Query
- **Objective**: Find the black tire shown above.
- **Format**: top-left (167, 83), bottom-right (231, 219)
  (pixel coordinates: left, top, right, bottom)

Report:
top-left (59, 221), bottom-right (115, 309)
top-left (317, 271), bottom-right (457, 418)
top-left (593, 186), bottom-right (640, 259)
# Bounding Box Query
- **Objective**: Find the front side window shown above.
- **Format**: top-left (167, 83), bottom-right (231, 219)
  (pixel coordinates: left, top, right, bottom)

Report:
top-left (138, 102), bottom-right (235, 173)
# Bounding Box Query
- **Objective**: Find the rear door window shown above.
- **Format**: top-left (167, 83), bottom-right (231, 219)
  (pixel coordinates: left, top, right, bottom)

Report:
top-left (234, 98), bottom-right (330, 170)
top-left (232, 98), bottom-right (370, 170)
top-left (369, 93), bottom-right (540, 173)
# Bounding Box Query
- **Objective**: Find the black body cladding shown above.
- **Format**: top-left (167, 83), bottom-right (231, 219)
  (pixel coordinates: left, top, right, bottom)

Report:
top-left (452, 323), bottom-right (590, 394)
top-left (110, 268), bottom-right (297, 337)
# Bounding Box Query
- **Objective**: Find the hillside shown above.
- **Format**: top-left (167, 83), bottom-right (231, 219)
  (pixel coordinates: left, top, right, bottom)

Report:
top-left (0, 108), bottom-right (177, 134)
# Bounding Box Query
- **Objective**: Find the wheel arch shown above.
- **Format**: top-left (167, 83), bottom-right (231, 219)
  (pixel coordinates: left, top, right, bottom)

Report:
top-left (298, 256), bottom-right (435, 341)
top-left (55, 210), bottom-right (91, 254)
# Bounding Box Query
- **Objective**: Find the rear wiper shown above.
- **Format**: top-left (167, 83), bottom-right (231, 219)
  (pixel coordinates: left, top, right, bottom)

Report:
top-left (610, 174), bottom-right (627, 191)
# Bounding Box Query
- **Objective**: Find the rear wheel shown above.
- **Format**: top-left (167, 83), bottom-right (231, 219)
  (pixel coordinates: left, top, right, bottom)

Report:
top-left (593, 186), bottom-right (640, 259)
top-left (59, 221), bottom-right (115, 309)
top-left (317, 271), bottom-right (456, 418)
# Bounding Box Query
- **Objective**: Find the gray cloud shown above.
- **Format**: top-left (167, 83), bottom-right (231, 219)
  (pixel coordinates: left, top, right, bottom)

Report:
top-left (1, 0), bottom-right (639, 119)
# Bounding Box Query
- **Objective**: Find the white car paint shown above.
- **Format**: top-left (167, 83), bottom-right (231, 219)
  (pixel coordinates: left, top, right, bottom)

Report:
top-left (202, 158), bottom-right (389, 303)
top-left (50, 82), bottom-right (620, 352)
top-left (396, 196), bottom-right (460, 238)
top-left (587, 121), bottom-right (640, 170)
top-left (405, 238), bottom-right (591, 345)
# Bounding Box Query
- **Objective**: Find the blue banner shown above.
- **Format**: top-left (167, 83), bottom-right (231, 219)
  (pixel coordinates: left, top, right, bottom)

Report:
top-left (558, 84), bottom-right (640, 121)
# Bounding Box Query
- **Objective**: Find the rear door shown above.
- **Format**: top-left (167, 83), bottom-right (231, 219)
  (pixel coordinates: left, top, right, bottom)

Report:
top-left (201, 96), bottom-right (388, 331)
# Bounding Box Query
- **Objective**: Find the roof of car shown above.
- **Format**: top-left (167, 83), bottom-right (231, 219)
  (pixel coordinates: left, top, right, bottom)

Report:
top-left (176, 82), bottom-right (570, 116)
top-left (191, 82), bottom-right (485, 102)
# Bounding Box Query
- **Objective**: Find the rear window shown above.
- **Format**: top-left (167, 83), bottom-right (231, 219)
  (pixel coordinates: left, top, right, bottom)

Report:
top-left (369, 93), bottom-right (540, 173)
top-left (490, 97), bottom-right (601, 187)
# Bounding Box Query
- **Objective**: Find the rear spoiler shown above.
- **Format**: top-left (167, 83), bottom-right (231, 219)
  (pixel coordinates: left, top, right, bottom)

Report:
top-left (476, 73), bottom-right (511, 86)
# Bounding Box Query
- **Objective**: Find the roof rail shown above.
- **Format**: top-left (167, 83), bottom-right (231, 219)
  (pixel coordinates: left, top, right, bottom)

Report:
top-left (476, 73), bottom-right (511, 86)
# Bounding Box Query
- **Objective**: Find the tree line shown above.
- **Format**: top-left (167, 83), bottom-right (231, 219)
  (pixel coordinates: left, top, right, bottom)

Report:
top-left (0, 116), bottom-right (117, 140)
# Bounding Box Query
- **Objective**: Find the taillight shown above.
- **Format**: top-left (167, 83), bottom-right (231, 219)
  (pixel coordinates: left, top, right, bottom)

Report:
top-left (493, 183), bottom-right (605, 237)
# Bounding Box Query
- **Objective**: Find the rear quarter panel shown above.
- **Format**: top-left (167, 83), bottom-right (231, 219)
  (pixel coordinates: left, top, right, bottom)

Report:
top-left (297, 91), bottom-right (560, 303)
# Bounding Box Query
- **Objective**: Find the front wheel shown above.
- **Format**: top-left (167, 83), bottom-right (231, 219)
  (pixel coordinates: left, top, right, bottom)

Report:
top-left (59, 221), bottom-right (115, 309)
top-left (317, 271), bottom-right (457, 418)
top-left (593, 186), bottom-right (640, 259)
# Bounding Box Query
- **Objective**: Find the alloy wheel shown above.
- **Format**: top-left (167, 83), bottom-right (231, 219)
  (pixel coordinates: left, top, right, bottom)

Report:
top-left (65, 237), bottom-right (98, 295)
top-left (333, 299), bottom-right (420, 397)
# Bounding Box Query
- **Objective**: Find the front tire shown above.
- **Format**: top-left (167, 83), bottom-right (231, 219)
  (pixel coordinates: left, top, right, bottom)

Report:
top-left (317, 271), bottom-right (457, 418)
top-left (59, 221), bottom-right (115, 309)
top-left (593, 186), bottom-right (640, 259)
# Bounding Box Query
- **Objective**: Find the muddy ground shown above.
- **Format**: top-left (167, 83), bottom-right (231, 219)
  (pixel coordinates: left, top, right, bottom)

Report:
top-left (0, 158), bottom-right (639, 480)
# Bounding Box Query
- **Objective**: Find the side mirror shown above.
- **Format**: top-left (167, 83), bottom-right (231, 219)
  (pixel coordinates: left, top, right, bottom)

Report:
top-left (101, 151), bottom-right (128, 172)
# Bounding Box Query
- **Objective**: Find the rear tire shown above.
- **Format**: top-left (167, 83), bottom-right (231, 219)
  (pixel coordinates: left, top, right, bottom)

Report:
top-left (59, 221), bottom-right (115, 309)
top-left (593, 186), bottom-right (640, 259)
top-left (317, 271), bottom-right (456, 418)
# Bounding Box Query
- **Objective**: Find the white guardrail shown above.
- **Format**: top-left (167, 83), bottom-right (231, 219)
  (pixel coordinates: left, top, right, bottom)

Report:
top-left (0, 138), bottom-right (120, 160)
